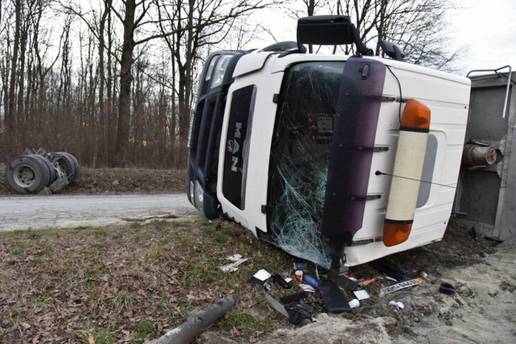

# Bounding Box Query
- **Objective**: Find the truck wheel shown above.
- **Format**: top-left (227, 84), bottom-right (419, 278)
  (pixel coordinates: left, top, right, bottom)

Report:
top-left (64, 152), bottom-right (81, 183)
top-left (5, 155), bottom-right (50, 194)
top-left (53, 152), bottom-right (80, 184)
top-left (30, 154), bottom-right (57, 184)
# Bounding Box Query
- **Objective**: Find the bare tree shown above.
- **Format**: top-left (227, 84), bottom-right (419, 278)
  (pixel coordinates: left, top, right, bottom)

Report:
top-left (113, 0), bottom-right (138, 166)
top-left (294, 0), bottom-right (458, 69)
top-left (6, 0), bottom-right (22, 137)
top-left (0, 0), bottom-right (274, 167)
top-left (155, 0), bottom-right (271, 166)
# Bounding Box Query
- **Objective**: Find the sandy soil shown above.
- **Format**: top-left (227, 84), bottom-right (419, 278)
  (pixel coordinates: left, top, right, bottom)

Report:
top-left (199, 221), bottom-right (516, 344)
top-left (251, 239), bottom-right (516, 344)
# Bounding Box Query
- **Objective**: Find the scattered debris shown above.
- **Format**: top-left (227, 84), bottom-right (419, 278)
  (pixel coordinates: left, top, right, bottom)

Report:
top-left (262, 289), bottom-right (313, 326)
top-left (358, 277), bottom-right (378, 287)
top-left (122, 214), bottom-right (179, 222)
top-left (298, 284), bottom-right (316, 293)
top-left (279, 292), bottom-right (308, 304)
top-left (353, 289), bottom-right (370, 301)
top-left (226, 254), bottom-right (244, 261)
top-left (439, 282), bottom-right (456, 295)
top-left (348, 298), bottom-right (360, 309)
top-left (384, 276), bottom-right (398, 282)
top-left (388, 300), bottom-right (405, 310)
top-left (319, 280), bottom-right (350, 313)
top-left (272, 274), bottom-right (292, 289)
top-left (148, 295), bottom-right (235, 344)
top-left (262, 289), bottom-right (289, 318)
top-left (370, 259), bottom-right (408, 281)
top-left (253, 269), bottom-right (272, 282)
top-left (346, 271), bottom-right (358, 282)
top-left (335, 274), bottom-right (358, 290)
top-left (303, 275), bottom-right (319, 288)
top-left (219, 254), bottom-right (249, 272)
top-left (380, 278), bottom-right (424, 296)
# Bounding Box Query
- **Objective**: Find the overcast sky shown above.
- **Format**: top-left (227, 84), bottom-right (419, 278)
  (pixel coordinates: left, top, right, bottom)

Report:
top-left (7, 0), bottom-right (515, 77)
top-left (450, 0), bottom-right (516, 73)
top-left (246, 0), bottom-right (516, 76)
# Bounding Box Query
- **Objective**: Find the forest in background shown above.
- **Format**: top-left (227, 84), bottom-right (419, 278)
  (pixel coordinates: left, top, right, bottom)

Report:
top-left (0, 0), bottom-right (458, 168)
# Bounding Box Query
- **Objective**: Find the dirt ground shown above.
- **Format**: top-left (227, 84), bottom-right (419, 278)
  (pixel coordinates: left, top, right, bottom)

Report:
top-left (0, 165), bottom-right (187, 195)
top-left (201, 219), bottom-right (516, 344)
top-left (0, 217), bottom-right (514, 344)
top-left (252, 238), bottom-right (516, 344)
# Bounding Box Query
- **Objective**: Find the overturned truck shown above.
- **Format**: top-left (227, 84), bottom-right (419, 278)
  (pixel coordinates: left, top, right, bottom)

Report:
top-left (188, 16), bottom-right (471, 269)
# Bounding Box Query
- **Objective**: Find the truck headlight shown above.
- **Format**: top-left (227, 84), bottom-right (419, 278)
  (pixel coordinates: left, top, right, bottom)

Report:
top-left (189, 181), bottom-right (195, 203)
top-left (195, 180), bottom-right (204, 207)
top-left (210, 55), bottom-right (233, 89)
top-left (204, 55), bottom-right (220, 82)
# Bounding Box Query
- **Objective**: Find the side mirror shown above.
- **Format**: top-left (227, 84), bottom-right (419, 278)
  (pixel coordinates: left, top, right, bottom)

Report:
top-left (379, 40), bottom-right (405, 61)
top-left (297, 15), bottom-right (373, 56)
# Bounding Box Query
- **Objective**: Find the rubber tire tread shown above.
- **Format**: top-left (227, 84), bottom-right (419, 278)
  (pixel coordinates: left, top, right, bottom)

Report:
top-left (62, 152), bottom-right (80, 183)
top-left (30, 154), bottom-right (57, 184)
top-left (5, 155), bottom-right (50, 194)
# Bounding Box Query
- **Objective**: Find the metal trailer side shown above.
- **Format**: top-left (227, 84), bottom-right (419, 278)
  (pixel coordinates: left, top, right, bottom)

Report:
top-left (455, 67), bottom-right (516, 241)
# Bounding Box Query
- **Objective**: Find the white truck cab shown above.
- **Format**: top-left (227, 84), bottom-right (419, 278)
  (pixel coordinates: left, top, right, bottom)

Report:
top-left (188, 15), bottom-right (471, 268)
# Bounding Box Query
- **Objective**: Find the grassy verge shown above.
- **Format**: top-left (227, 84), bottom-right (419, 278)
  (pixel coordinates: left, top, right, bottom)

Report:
top-left (0, 218), bottom-right (293, 343)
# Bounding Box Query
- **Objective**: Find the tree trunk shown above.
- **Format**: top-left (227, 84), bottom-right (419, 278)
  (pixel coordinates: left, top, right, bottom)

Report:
top-left (16, 23), bottom-right (29, 136)
top-left (7, 0), bottom-right (22, 137)
top-left (114, 0), bottom-right (136, 166)
top-left (106, 3), bottom-right (114, 163)
top-left (98, 0), bottom-right (109, 164)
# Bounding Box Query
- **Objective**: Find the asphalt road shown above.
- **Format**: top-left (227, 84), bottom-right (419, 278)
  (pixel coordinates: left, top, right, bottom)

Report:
top-left (0, 193), bottom-right (196, 232)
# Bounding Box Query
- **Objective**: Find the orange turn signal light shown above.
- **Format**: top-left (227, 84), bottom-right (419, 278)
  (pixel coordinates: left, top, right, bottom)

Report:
top-left (401, 99), bottom-right (431, 130)
top-left (383, 222), bottom-right (412, 247)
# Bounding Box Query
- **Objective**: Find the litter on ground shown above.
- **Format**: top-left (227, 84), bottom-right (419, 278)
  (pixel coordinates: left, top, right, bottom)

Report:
top-left (353, 289), bottom-right (370, 300)
top-left (388, 300), bottom-right (405, 310)
top-left (380, 278), bottom-right (424, 296)
top-left (219, 254), bottom-right (249, 272)
top-left (253, 269), bottom-right (272, 282)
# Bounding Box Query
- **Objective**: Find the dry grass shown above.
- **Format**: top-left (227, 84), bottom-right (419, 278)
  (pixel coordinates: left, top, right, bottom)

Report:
top-left (0, 216), bottom-right (497, 343)
top-left (0, 218), bottom-right (293, 343)
top-left (67, 168), bottom-right (187, 194)
top-left (0, 167), bottom-right (187, 195)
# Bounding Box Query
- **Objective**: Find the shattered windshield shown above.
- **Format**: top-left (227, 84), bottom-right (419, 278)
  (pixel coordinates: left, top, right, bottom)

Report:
top-left (268, 61), bottom-right (344, 268)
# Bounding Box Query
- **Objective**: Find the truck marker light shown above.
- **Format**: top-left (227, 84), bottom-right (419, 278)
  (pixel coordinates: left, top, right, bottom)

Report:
top-left (384, 99), bottom-right (431, 247)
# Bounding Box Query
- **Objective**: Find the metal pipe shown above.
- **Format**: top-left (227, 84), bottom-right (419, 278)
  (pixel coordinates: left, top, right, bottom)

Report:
top-left (148, 295), bottom-right (235, 344)
top-left (467, 65), bottom-right (512, 119)
top-left (462, 144), bottom-right (498, 167)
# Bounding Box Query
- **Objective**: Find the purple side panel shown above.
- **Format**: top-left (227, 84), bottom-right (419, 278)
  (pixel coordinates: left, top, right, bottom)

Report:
top-left (321, 57), bottom-right (386, 258)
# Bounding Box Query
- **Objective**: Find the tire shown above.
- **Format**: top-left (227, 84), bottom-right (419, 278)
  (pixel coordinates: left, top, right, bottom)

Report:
top-left (53, 152), bottom-right (80, 184)
top-left (5, 155), bottom-right (50, 194)
top-left (30, 154), bottom-right (57, 184)
top-left (64, 152), bottom-right (81, 183)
